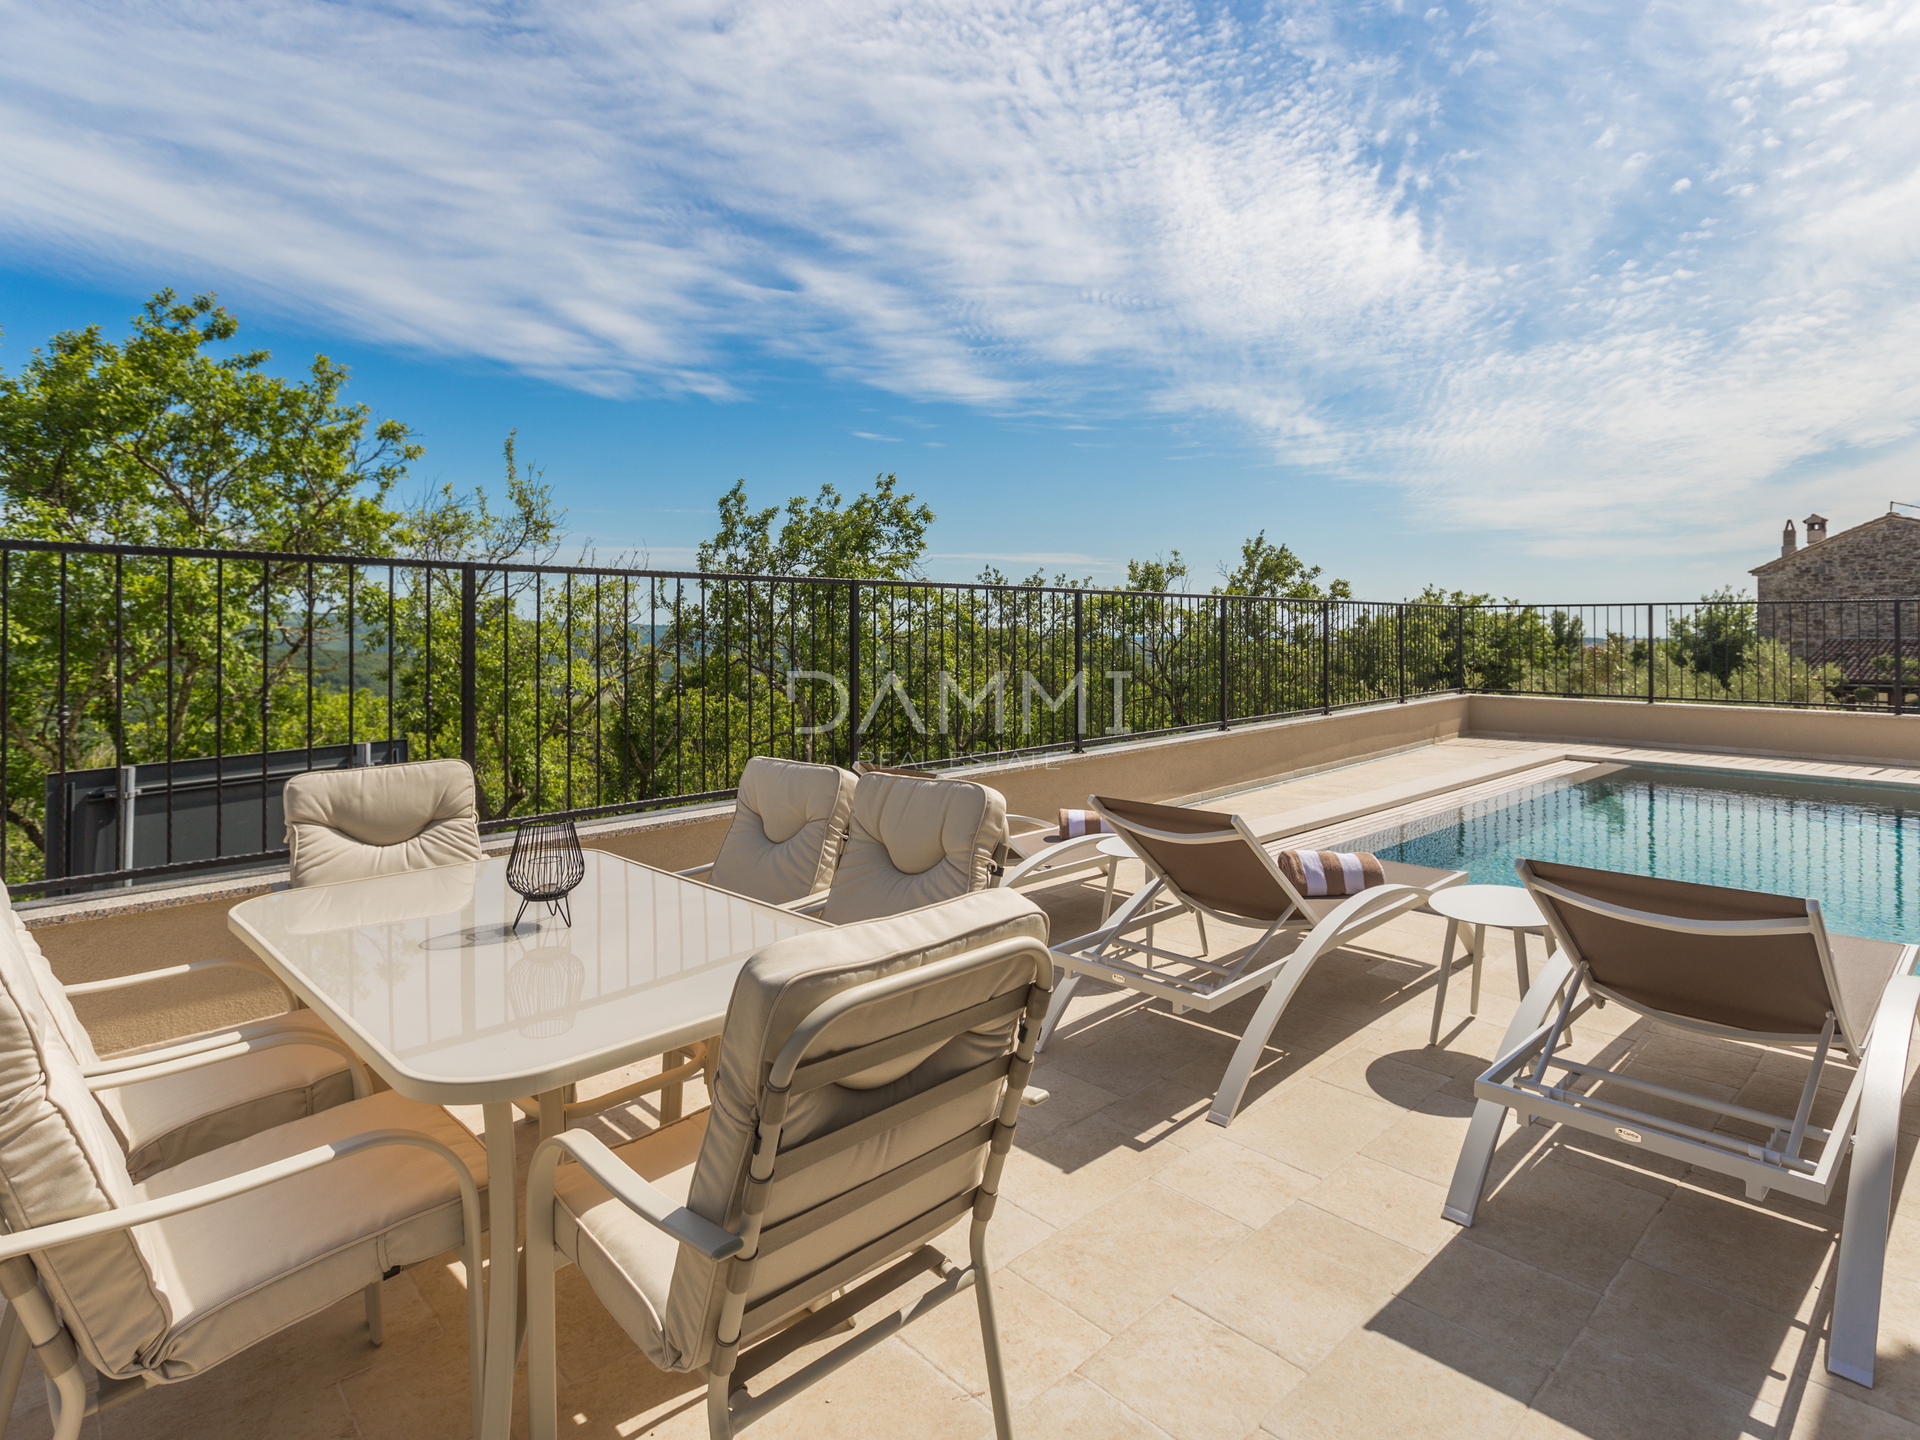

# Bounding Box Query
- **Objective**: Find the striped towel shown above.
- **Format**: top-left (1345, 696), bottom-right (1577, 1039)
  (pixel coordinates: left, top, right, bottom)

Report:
top-left (1051, 808), bottom-right (1113, 840)
top-left (1275, 849), bottom-right (1386, 898)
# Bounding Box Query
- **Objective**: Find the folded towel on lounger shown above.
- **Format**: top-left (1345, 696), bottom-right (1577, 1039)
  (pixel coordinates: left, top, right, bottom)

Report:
top-left (1050, 808), bottom-right (1113, 841)
top-left (1276, 849), bottom-right (1385, 898)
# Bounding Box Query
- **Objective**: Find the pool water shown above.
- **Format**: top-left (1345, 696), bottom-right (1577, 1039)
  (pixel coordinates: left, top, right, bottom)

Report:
top-left (1342, 764), bottom-right (1920, 943)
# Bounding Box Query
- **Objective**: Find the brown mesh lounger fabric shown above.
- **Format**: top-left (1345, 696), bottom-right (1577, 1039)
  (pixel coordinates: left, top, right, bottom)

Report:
top-left (1039, 795), bottom-right (1464, 1126)
top-left (1444, 857), bottom-right (1920, 1389)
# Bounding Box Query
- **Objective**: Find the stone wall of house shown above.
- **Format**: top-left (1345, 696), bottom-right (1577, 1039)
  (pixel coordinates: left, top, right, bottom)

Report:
top-left (1753, 515), bottom-right (1920, 651)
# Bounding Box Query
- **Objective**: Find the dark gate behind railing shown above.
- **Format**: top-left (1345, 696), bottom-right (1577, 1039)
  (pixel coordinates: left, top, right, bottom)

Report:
top-left (2, 536), bottom-right (1911, 897)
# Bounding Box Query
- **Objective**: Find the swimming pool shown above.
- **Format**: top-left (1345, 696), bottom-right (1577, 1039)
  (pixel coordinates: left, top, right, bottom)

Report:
top-left (1340, 763), bottom-right (1920, 943)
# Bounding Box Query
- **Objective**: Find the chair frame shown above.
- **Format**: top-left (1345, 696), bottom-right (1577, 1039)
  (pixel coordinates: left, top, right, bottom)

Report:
top-left (1444, 859), bottom-right (1920, 1387)
top-left (526, 935), bottom-right (1053, 1440)
top-left (1039, 799), bottom-right (1460, 1125)
top-left (0, 1129), bottom-right (486, 1440)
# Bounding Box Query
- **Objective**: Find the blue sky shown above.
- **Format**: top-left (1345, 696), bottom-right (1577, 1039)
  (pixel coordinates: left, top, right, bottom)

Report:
top-left (2, 1), bottom-right (1917, 601)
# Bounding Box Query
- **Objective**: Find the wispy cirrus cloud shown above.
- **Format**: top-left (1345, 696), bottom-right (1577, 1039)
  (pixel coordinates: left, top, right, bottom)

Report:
top-left (0, 0), bottom-right (1916, 554)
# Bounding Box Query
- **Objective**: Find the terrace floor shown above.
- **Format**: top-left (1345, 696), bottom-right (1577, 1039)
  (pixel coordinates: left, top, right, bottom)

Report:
top-left (14, 736), bottom-right (1920, 1439)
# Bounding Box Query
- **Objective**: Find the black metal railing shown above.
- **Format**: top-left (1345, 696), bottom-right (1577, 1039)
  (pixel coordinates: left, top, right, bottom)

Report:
top-left (1, 536), bottom-right (1911, 896)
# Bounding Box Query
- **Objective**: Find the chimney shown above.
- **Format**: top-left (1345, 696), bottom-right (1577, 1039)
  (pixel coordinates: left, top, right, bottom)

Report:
top-left (1804, 513), bottom-right (1829, 545)
top-left (1781, 519), bottom-right (1797, 558)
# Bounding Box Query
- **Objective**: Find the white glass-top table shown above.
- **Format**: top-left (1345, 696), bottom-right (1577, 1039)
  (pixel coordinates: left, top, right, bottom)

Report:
top-left (227, 850), bottom-right (825, 1440)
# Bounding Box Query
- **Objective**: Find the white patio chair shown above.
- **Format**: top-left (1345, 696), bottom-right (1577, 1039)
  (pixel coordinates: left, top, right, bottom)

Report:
top-left (849, 763), bottom-right (1118, 899)
top-left (3, 884), bottom-right (365, 1184)
top-left (1445, 858), bottom-right (1920, 1388)
top-left (0, 914), bottom-right (488, 1440)
top-left (1040, 794), bottom-right (1464, 1125)
top-left (681, 756), bottom-right (856, 907)
top-left (524, 888), bottom-right (1053, 1440)
top-left (282, 756), bottom-right (485, 888)
top-left (795, 770), bottom-right (1008, 925)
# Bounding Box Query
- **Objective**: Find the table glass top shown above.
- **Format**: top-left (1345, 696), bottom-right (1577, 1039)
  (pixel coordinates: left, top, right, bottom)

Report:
top-left (228, 851), bottom-right (820, 1095)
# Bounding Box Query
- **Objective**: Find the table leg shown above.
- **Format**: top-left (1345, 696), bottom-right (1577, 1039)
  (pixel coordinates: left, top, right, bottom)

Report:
top-left (1468, 925), bottom-right (1486, 1016)
top-left (538, 1089), bottom-right (565, 1141)
top-left (1514, 930), bottom-right (1532, 998)
top-left (1101, 858), bottom-right (1119, 920)
top-left (1429, 919), bottom-right (1461, 1046)
top-left (480, 1100), bottom-right (520, 1440)
top-left (660, 1049), bottom-right (684, 1126)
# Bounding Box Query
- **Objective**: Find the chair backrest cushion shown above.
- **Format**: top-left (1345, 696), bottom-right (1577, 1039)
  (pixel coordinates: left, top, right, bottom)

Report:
top-left (709, 758), bottom-right (857, 905)
top-left (2, 886), bottom-right (100, 1068)
top-left (1094, 796), bottom-right (1295, 923)
top-left (658, 888), bottom-right (1049, 1370)
top-left (1522, 860), bottom-right (1841, 1038)
top-left (0, 917), bottom-right (171, 1377)
top-left (822, 774), bottom-right (1007, 924)
top-left (283, 759), bottom-right (484, 888)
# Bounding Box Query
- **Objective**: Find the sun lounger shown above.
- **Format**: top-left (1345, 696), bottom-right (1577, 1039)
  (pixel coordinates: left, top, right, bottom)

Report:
top-left (1444, 859), bottom-right (1920, 1387)
top-left (1039, 796), bottom-right (1464, 1125)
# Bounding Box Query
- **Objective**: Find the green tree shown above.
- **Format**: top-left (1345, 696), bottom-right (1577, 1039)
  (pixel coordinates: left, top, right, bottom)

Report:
top-left (1216, 532), bottom-right (1351, 599)
top-left (1666, 587), bottom-right (1757, 687)
top-left (0, 291), bottom-right (417, 552)
top-left (698, 473), bottom-right (933, 579)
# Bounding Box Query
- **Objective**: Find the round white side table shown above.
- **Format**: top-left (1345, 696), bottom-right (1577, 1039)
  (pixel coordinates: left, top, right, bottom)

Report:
top-left (1427, 884), bottom-right (1555, 1045)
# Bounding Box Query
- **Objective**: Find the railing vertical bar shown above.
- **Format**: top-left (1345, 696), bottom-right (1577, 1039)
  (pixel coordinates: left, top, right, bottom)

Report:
top-left (423, 566), bottom-right (434, 759)
top-left (386, 563), bottom-right (396, 748)
top-left (305, 560), bottom-right (315, 774)
top-left (1073, 588), bottom-right (1085, 753)
top-left (1647, 602), bottom-right (1657, 703)
top-left (165, 555), bottom-right (175, 863)
top-left (1896, 598), bottom-right (1905, 717)
top-left (112, 553), bottom-right (125, 773)
top-left (563, 571), bottom-right (575, 811)
top-left (346, 563), bottom-right (356, 749)
top-left (259, 559), bottom-right (270, 852)
top-left (214, 558), bottom-right (224, 859)
top-left (461, 563), bottom-right (479, 776)
top-left (535, 574), bottom-right (545, 812)
top-left (847, 580), bottom-right (862, 767)
top-left (1, 552), bottom-right (8, 882)
top-left (1397, 602), bottom-right (1407, 703)
top-left (502, 569), bottom-right (512, 814)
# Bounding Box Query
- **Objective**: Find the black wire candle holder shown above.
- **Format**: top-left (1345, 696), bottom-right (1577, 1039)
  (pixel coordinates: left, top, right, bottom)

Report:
top-left (505, 819), bottom-right (586, 931)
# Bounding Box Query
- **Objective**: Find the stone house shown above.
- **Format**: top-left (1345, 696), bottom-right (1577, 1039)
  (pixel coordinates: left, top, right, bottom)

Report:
top-left (1749, 509), bottom-right (1920, 692)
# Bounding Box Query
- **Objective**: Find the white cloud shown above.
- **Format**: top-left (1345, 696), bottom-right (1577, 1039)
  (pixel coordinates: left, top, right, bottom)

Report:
top-left (0, 0), bottom-right (1916, 552)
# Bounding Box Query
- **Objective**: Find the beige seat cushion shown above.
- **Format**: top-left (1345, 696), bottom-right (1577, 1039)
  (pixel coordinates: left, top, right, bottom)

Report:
top-left (133, 1089), bottom-right (487, 1382)
top-left (551, 1112), bottom-right (709, 1360)
top-left (98, 1010), bottom-right (359, 1183)
top-left (710, 758), bottom-right (857, 905)
top-left (823, 774), bottom-right (1008, 924)
top-left (5, 882), bottom-right (359, 1181)
top-left (284, 759), bottom-right (484, 888)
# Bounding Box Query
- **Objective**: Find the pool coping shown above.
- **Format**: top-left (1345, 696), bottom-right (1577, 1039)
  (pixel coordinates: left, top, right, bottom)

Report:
top-left (1223, 741), bottom-right (1920, 854)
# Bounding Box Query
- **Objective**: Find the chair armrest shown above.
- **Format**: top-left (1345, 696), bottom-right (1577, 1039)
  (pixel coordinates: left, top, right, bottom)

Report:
top-left (86, 1029), bottom-right (370, 1097)
top-left (89, 1011), bottom-right (343, 1072)
top-left (0, 1128), bottom-right (481, 1265)
top-left (527, 1130), bottom-right (742, 1260)
top-left (64, 956), bottom-right (275, 997)
top-left (1005, 814), bottom-right (1053, 834)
